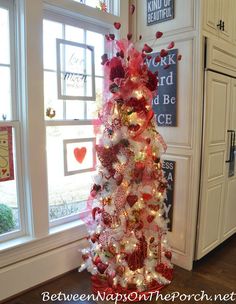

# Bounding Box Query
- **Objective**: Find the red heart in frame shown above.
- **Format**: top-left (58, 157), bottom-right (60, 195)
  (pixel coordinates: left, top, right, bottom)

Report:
top-left (74, 147), bottom-right (87, 164)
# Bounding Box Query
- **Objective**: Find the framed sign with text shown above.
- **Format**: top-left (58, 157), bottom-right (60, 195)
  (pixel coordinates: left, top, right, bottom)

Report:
top-left (56, 39), bottom-right (95, 101)
top-left (146, 48), bottom-right (178, 127)
top-left (147, 0), bottom-right (174, 25)
top-left (163, 160), bottom-right (175, 231)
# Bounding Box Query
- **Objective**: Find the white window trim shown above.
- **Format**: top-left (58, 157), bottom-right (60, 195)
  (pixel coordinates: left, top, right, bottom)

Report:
top-left (0, 0), bottom-right (27, 243)
top-left (43, 10), bottom-right (109, 227)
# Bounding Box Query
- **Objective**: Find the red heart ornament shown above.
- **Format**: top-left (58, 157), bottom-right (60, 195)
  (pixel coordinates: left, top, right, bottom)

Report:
top-left (127, 194), bottom-right (138, 207)
top-left (114, 22), bottom-right (121, 30)
top-left (130, 4), bottom-right (135, 15)
top-left (74, 147), bottom-right (87, 163)
top-left (160, 49), bottom-right (168, 57)
top-left (147, 215), bottom-right (155, 223)
top-left (155, 31), bottom-right (163, 39)
top-left (127, 33), bottom-right (132, 40)
top-left (167, 41), bottom-right (175, 49)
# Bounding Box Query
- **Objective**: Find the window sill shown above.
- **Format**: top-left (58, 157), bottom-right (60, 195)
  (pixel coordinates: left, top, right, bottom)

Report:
top-left (0, 219), bottom-right (88, 268)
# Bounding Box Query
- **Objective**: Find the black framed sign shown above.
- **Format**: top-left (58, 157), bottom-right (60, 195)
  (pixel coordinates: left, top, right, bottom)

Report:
top-left (147, 0), bottom-right (174, 25)
top-left (146, 48), bottom-right (178, 127)
top-left (163, 160), bottom-right (175, 231)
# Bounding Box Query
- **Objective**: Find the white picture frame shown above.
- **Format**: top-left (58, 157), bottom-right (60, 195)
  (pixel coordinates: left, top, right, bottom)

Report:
top-left (63, 137), bottom-right (96, 176)
top-left (56, 38), bottom-right (96, 100)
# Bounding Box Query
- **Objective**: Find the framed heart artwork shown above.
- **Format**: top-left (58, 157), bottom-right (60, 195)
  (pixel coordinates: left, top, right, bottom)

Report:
top-left (63, 138), bottom-right (96, 176)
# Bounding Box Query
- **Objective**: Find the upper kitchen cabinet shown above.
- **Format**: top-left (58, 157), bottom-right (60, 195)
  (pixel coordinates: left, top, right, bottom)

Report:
top-left (203, 0), bottom-right (234, 44)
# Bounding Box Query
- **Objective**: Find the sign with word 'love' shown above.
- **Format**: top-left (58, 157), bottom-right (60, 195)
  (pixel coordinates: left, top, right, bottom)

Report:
top-left (56, 39), bottom-right (95, 101)
top-left (146, 48), bottom-right (178, 127)
top-left (0, 126), bottom-right (14, 182)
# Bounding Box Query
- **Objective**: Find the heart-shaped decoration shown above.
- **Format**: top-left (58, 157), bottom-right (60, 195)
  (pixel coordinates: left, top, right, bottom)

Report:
top-left (147, 215), bottom-right (155, 223)
top-left (2, 169), bottom-right (7, 175)
top-left (155, 31), bottom-right (163, 39)
top-left (114, 22), bottom-right (121, 30)
top-left (127, 194), bottom-right (138, 207)
top-left (142, 193), bottom-right (153, 201)
top-left (167, 41), bottom-right (175, 49)
top-left (130, 4), bottom-right (135, 15)
top-left (143, 43), bottom-right (153, 53)
top-left (74, 147), bottom-right (87, 163)
top-left (127, 33), bottom-right (132, 41)
top-left (160, 49), bottom-right (168, 58)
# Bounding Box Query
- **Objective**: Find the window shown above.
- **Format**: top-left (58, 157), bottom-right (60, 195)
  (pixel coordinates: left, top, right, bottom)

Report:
top-left (43, 14), bottom-right (106, 225)
top-left (73, 0), bottom-right (119, 16)
top-left (0, 0), bottom-right (25, 241)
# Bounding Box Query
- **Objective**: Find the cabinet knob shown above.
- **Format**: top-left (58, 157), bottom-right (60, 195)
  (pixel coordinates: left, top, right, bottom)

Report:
top-left (221, 21), bottom-right (225, 31)
top-left (217, 20), bottom-right (224, 31)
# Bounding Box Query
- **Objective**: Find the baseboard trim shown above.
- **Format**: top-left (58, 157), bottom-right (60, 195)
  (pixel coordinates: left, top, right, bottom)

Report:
top-left (0, 238), bottom-right (88, 302)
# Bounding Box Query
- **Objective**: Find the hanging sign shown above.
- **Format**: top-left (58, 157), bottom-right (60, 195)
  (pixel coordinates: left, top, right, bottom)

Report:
top-left (147, 0), bottom-right (174, 25)
top-left (0, 126), bottom-right (14, 182)
top-left (56, 39), bottom-right (95, 101)
top-left (146, 48), bottom-right (178, 127)
top-left (163, 160), bottom-right (175, 231)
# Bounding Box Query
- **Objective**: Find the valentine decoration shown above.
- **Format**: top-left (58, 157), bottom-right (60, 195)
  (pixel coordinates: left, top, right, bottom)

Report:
top-left (56, 39), bottom-right (95, 101)
top-left (79, 26), bottom-right (177, 301)
top-left (46, 107), bottom-right (56, 119)
top-left (0, 126), bottom-right (14, 182)
top-left (97, 1), bottom-right (107, 12)
top-left (63, 138), bottom-right (96, 176)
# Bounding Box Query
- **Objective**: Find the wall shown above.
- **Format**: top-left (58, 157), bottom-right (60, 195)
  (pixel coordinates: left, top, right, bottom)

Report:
top-left (130, 0), bottom-right (203, 270)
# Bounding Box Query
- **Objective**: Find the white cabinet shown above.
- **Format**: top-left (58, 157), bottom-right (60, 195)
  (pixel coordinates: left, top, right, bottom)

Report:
top-left (196, 71), bottom-right (236, 259)
top-left (203, 0), bottom-right (234, 44)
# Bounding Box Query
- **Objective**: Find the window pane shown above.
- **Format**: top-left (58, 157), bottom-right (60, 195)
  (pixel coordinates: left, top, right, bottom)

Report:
top-left (43, 20), bottom-right (63, 70)
top-left (0, 127), bottom-right (20, 236)
top-left (86, 31), bottom-right (104, 76)
top-left (66, 100), bottom-right (85, 119)
top-left (65, 25), bottom-right (84, 43)
top-left (0, 66), bottom-right (11, 120)
top-left (73, 0), bottom-right (119, 15)
top-left (46, 125), bottom-right (96, 221)
top-left (87, 77), bottom-right (103, 119)
top-left (0, 8), bottom-right (10, 64)
top-left (44, 71), bottom-right (64, 120)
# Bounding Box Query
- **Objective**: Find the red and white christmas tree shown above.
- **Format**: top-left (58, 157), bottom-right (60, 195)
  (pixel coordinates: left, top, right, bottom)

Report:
top-left (79, 27), bottom-right (175, 297)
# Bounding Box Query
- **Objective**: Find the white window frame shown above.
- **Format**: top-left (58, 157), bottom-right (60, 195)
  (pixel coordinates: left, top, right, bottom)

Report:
top-left (0, 0), bottom-right (27, 242)
top-left (43, 9), bottom-right (109, 228)
top-left (0, 0), bottom-right (129, 270)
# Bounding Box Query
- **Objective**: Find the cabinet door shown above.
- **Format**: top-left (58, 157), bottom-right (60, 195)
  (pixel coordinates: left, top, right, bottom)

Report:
top-left (222, 78), bottom-right (236, 240)
top-left (203, 0), bottom-right (220, 36)
top-left (232, 0), bottom-right (236, 45)
top-left (219, 0), bottom-right (233, 43)
top-left (196, 71), bottom-right (230, 259)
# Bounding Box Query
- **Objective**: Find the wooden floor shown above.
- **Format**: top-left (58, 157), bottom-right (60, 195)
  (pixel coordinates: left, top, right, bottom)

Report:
top-left (3, 235), bottom-right (236, 304)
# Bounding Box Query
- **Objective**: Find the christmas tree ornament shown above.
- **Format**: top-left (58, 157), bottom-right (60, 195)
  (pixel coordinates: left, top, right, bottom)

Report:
top-left (78, 26), bottom-right (178, 301)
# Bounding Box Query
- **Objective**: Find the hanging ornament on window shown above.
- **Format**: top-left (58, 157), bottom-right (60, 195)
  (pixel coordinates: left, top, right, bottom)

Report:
top-left (97, 1), bottom-right (107, 12)
top-left (46, 107), bottom-right (56, 119)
